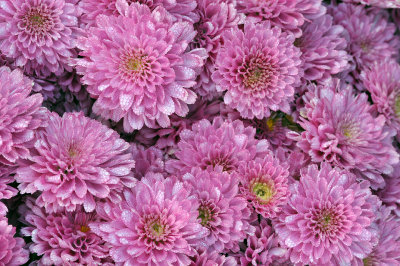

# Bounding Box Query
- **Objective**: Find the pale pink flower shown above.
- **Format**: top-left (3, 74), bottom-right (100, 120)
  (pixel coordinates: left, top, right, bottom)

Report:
top-left (275, 163), bottom-right (380, 265)
top-left (75, 3), bottom-right (206, 131)
top-left (0, 0), bottom-right (82, 77)
top-left (0, 66), bottom-right (46, 165)
top-left (15, 112), bottom-right (135, 213)
top-left (90, 173), bottom-right (208, 265)
top-left (212, 21), bottom-right (302, 119)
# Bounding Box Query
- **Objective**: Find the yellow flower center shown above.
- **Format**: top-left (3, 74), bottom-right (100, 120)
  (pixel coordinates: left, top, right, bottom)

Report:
top-left (339, 118), bottom-right (361, 142)
top-left (252, 182), bottom-right (274, 203)
top-left (266, 117), bottom-right (275, 131)
top-left (80, 225), bottom-right (90, 233)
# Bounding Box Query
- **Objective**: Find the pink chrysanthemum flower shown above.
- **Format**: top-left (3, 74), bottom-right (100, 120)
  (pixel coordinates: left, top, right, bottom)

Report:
top-left (238, 219), bottom-right (287, 265)
top-left (191, 0), bottom-right (244, 98)
top-left (274, 147), bottom-right (310, 183)
top-left (379, 163), bottom-right (400, 218)
top-left (275, 163), bottom-right (380, 265)
top-left (0, 164), bottom-right (17, 216)
top-left (0, 0), bottom-right (81, 77)
top-left (90, 173), bottom-right (207, 265)
top-left (32, 71), bottom-right (93, 116)
top-left (212, 21), bottom-right (302, 119)
top-left (236, 0), bottom-right (325, 37)
top-left (243, 111), bottom-right (298, 150)
top-left (344, 0), bottom-right (400, 8)
top-left (296, 14), bottom-right (350, 82)
top-left (131, 144), bottom-right (164, 180)
top-left (21, 198), bottom-right (112, 265)
top-left (183, 168), bottom-right (253, 252)
top-left (166, 117), bottom-right (270, 175)
top-left (80, 0), bottom-right (197, 28)
top-left (0, 216), bottom-right (29, 266)
top-left (350, 206), bottom-right (400, 265)
top-left (134, 99), bottom-right (226, 151)
top-left (15, 112), bottom-right (135, 213)
top-left (361, 60), bottom-right (400, 133)
top-left (75, 3), bottom-right (206, 132)
top-left (235, 154), bottom-right (289, 219)
top-left (190, 248), bottom-right (237, 266)
top-left (329, 3), bottom-right (400, 82)
top-left (0, 66), bottom-right (46, 165)
top-left (0, 52), bottom-right (12, 68)
top-left (289, 79), bottom-right (399, 189)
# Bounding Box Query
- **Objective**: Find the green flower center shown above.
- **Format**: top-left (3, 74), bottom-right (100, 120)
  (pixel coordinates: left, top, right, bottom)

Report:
top-left (339, 118), bottom-right (361, 142)
top-left (23, 8), bottom-right (53, 34)
top-left (150, 222), bottom-right (164, 237)
top-left (244, 66), bottom-right (269, 89)
top-left (198, 206), bottom-right (213, 227)
top-left (363, 256), bottom-right (376, 266)
top-left (30, 14), bottom-right (45, 26)
top-left (394, 94), bottom-right (400, 118)
top-left (126, 57), bottom-right (145, 72)
top-left (252, 182), bottom-right (274, 203)
top-left (243, 55), bottom-right (276, 90)
top-left (315, 209), bottom-right (340, 234)
top-left (120, 51), bottom-right (149, 79)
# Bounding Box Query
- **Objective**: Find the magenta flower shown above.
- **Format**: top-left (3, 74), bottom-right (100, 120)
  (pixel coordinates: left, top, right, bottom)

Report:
top-left (134, 99), bottom-right (239, 151)
top-left (0, 66), bottom-right (46, 165)
top-left (90, 173), bottom-right (207, 265)
top-left (343, 0), bottom-right (400, 8)
top-left (243, 112), bottom-right (296, 150)
top-left (32, 70), bottom-right (92, 116)
top-left (235, 154), bottom-right (289, 219)
top-left (379, 163), bottom-right (400, 218)
top-left (275, 163), bottom-right (380, 265)
top-left (297, 14), bottom-right (350, 82)
top-left (80, 0), bottom-right (198, 28)
top-left (0, 216), bottom-right (29, 266)
top-left (131, 144), bottom-right (164, 180)
top-left (329, 3), bottom-right (400, 82)
top-left (15, 112), bottom-right (135, 213)
top-left (274, 146), bottom-right (310, 182)
top-left (191, 0), bottom-right (244, 98)
top-left (236, 0), bottom-right (325, 37)
top-left (361, 60), bottom-right (400, 133)
top-left (183, 168), bottom-right (253, 252)
top-left (21, 198), bottom-right (112, 265)
top-left (166, 117), bottom-right (270, 175)
top-left (0, 164), bottom-right (17, 216)
top-left (75, 2), bottom-right (206, 132)
top-left (350, 206), bottom-right (400, 265)
top-left (289, 79), bottom-right (399, 189)
top-left (0, 0), bottom-right (81, 77)
top-left (212, 21), bottom-right (302, 119)
top-left (238, 219), bottom-right (287, 265)
top-left (190, 248), bottom-right (237, 266)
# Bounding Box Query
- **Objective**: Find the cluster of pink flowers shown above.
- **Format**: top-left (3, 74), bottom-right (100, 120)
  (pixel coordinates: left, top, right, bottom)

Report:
top-left (1, 0), bottom-right (400, 265)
